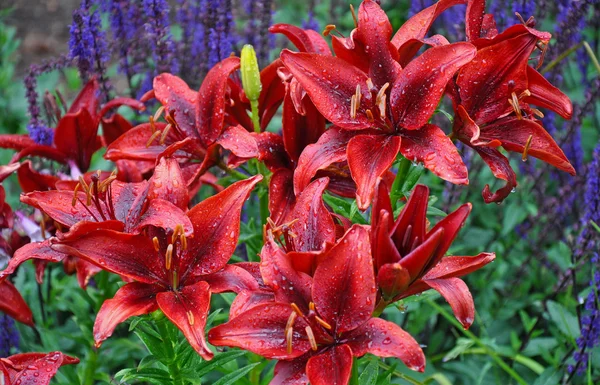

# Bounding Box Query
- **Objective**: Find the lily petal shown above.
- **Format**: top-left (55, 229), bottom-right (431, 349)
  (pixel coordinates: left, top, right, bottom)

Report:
top-left (0, 240), bottom-right (66, 280)
top-left (0, 280), bottom-right (34, 326)
top-left (270, 24), bottom-right (331, 55)
top-left (306, 344), bottom-right (353, 385)
top-left (427, 203), bottom-right (472, 267)
top-left (94, 282), bottom-right (159, 347)
top-left (5, 351), bottom-right (79, 385)
top-left (525, 66), bottom-right (572, 119)
top-left (424, 252), bottom-right (496, 280)
top-left (157, 281), bottom-right (213, 359)
top-left (312, 225), bottom-right (374, 333)
top-left (272, 357), bottom-right (309, 385)
top-left (148, 157), bottom-right (189, 210)
top-left (426, 277), bottom-right (475, 329)
top-left (153, 73), bottom-right (199, 137)
top-left (346, 317), bottom-right (425, 372)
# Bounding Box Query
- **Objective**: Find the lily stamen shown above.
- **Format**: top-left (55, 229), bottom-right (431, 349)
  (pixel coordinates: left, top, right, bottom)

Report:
top-left (350, 4), bottom-right (358, 28)
top-left (305, 326), bottom-right (318, 351)
top-left (71, 183), bottom-right (80, 207)
top-left (290, 303), bottom-right (304, 317)
top-left (165, 244), bottom-right (173, 270)
top-left (365, 109), bottom-right (374, 121)
top-left (152, 236), bottom-right (160, 252)
top-left (159, 124), bottom-right (172, 145)
top-left (315, 316), bottom-right (332, 330)
top-left (402, 224), bottom-right (413, 250)
top-left (146, 130), bottom-right (161, 147)
top-left (187, 311), bottom-right (195, 326)
top-left (153, 106), bottom-right (165, 122)
top-left (522, 135), bottom-right (534, 161)
top-left (286, 325), bottom-right (294, 354)
top-left (322, 24), bottom-right (344, 38)
top-left (376, 83), bottom-right (390, 120)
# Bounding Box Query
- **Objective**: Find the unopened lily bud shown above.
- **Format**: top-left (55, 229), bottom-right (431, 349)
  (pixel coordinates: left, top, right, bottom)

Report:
top-left (240, 45), bottom-right (262, 102)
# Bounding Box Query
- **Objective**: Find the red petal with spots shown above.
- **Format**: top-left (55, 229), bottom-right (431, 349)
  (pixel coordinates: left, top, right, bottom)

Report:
top-left (230, 290), bottom-right (275, 319)
top-left (390, 43), bottom-right (476, 130)
top-left (157, 281), bottom-right (213, 359)
top-left (400, 124), bottom-right (468, 184)
top-left (270, 24), bottom-right (331, 55)
top-left (258, 60), bottom-right (287, 128)
top-left (331, 32), bottom-right (370, 74)
top-left (269, 169), bottom-right (296, 225)
top-left (202, 264), bottom-right (260, 294)
top-left (208, 302), bottom-right (311, 360)
top-left (148, 157), bottom-right (189, 210)
top-left (135, 199), bottom-right (193, 234)
top-left (424, 253), bottom-right (496, 280)
top-left (184, 175), bottom-right (262, 277)
top-left (397, 34), bottom-right (450, 68)
top-left (68, 78), bottom-right (99, 115)
top-left (473, 145), bottom-right (518, 203)
top-left (426, 277), bottom-right (475, 328)
top-left (282, 89), bottom-right (325, 166)
top-left (348, 134), bottom-right (401, 210)
top-left (0, 240), bottom-right (66, 280)
top-left (289, 178), bottom-right (336, 252)
top-left (280, 50), bottom-right (372, 130)
top-left (456, 31), bottom-right (538, 125)
top-left (260, 237), bottom-right (313, 308)
top-left (196, 57), bottom-right (240, 146)
top-left (481, 117), bottom-right (575, 174)
top-left (465, 0), bottom-right (486, 40)
top-left (392, 0), bottom-right (465, 48)
top-left (377, 262), bottom-right (411, 299)
top-left (355, 0), bottom-right (401, 87)
top-left (53, 108), bottom-right (101, 172)
top-left (153, 73), bottom-right (199, 137)
top-left (0, 134), bottom-right (35, 151)
top-left (427, 203), bottom-right (472, 267)
top-left (105, 122), bottom-right (182, 162)
top-left (0, 280), bottom-right (34, 326)
top-left (525, 66), bottom-right (572, 119)
top-left (272, 357), bottom-right (309, 385)
top-left (3, 351), bottom-right (79, 385)
top-left (94, 282), bottom-right (159, 347)
top-left (294, 127), bottom-right (358, 195)
top-left (399, 228), bottom-right (444, 281)
top-left (347, 317), bottom-right (425, 371)
top-left (391, 184), bottom-right (429, 254)
top-left (51, 230), bottom-right (167, 285)
top-left (312, 225), bottom-right (374, 333)
top-left (306, 344), bottom-right (353, 385)
top-left (216, 124), bottom-right (259, 161)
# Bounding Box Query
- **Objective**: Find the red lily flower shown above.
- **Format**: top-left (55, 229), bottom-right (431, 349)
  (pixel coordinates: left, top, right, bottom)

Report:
top-left (1, 351), bottom-right (79, 385)
top-left (209, 225), bottom-right (425, 385)
top-left (450, 23), bottom-right (575, 202)
top-left (371, 180), bottom-right (494, 328)
top-left (280, 0), bottom-right (477, 209)
top-left (0, 280), bottom-right (34, 327)
top-left (48, 176), bottom-right (262, 359)
top-left (1, 158), bottom-right (193, 288)
top-left (0, 78), bottom-right (144, 173)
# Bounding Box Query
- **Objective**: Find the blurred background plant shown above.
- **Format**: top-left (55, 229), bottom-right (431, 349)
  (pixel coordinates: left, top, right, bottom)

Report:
top-left (0, 0), bottom-right (598, 384)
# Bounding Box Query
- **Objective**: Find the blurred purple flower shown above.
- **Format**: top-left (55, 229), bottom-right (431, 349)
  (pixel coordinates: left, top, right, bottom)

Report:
top-left (0, 314), bottom-right (19, 357)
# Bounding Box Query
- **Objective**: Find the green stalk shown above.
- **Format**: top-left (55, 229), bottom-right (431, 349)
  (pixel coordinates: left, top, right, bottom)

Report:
top-left (217, 161), bottom-right (249, 181)
top-left (541, 41), bottom-right (600, 75)
top-left (250, 100), bottom-right (261, 134)
top-left (377, 361), bottom-right (424, 385)
top-left (82, 348), bottom-right (98, 385)
top-left (426, 299), bottom-right (529, 385)
top-left (154, 314), bottom-right (184, 385)
top-left (390, 157), bottom-right (412, 206)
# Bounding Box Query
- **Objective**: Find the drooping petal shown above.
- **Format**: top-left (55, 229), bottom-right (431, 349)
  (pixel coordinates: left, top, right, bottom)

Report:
top-left (346, 317), bottom-right (425, 371)
top-left (208, 302), bottom-right (311, 360)
top-left (480, 117), bottom-right (576, 174)
top-left (347, 134), bottom-right (401, 210)
top-left (94, 282), bottom-right (159, 347)
top-left (216, 124), bottom-right (259, 162)
top-left (0, 280), bottom-right (34, 326)
top-left (135, 199), bottom-right (193, 235)
top-left (288, 178), bottom-right (336, 252)
top-left (272, 357), bottom-right (309, 385)
top-left (148, 157), bottom-right (190, 210)
top-left (397, 34), bottom-right (450, 68)
top-left (68, 77), bottom-right (99, 115)
top-left (270, 24), bottom-right (331, 55)
top-left (53, 108), bottom-right (101, 172)
top-left (4, 352), bottom-right (79, 385)
top-left (16, 162), bottom-right (59, 193)
top-left (423, 252), bottom-right (496, 280)
top-left (355, 0), bottom-right (401, 87)
top-left (105, 122), bottom-right (184, 162)
top-left (280, 50), bottom-right (372, 130)
top-left (472, 145), bottom-right (517, 204)
top-left (390, 42), bottom-right (476, 130)
top-left (306, 344), bottom-right (353, 385)
top-left (294, 127), bottom-right (358, 195)
top-left (153, 73), bottom-right (199, 137)
top-left (0, 240), bottom-right (66, 280)
top-left (196, 57), bottom-right (241, 146)
top-left (230, 290), bottom-right (276, 319)
top-left (312, 225), bottom-right (374, 333)
top-left (400, 124), bottom-right (468, 184)
top-left (269, 169), bottom-right (296, 225)
top-left (525, 66), bottom-right (572, 119)
top-left (202, 264), bottom-right (260, 294)
top-left (50, 230), bottom-right (167, 285)
top-left (156, 281), bottom-right (213, 359)
top-left (426, 277), bottom-right (475, 329)
top-left (0, 134), bottom-right (36, 151)
top-left (184, 175), bottom-right (262, 277)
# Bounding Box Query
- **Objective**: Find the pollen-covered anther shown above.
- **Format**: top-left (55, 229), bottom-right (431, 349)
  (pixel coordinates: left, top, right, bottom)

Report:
top-left (531, 108), bottom-right (544, 118)
top-left (159, 124), bottom-right (172, 145)
top-left (165, 244), bottom-right (173, 270)
top-left (290, 303), bottom-right (304, 317)
top-left (180, 233), bottom-right (188, 251)
top-left (322, 24), bottom-right (340, 37)
top-left (152, 236), bottom-right (160, 252)
top-left (508, 92), bottom-right (523, 120)
top-left (285, 324), bottom-right (294, 354)
top-left (522, 135), bottom-right (534, 162)
top-left (85, 182), bottom-right (94, 206)
top-left (153, 106), bottom-right (165, 122)
top-left (315, 315), bottom-right (332, 330)
top-left (376, 83), bottom-right (390, 119)
top-left (146, 130), bottom-right (162, 148)
top-left (305, 326), bottom-right (318, 351)
top-left (187, 311), bottom-right (195, 326)
top-left (71, 183), bottom-right (81, 207)
top-left (366, 78), bottom-right (375, 91)
top-left (149, 115), bottom-right (156, 133)
top-left (172, 224), bottom-right (185, 244)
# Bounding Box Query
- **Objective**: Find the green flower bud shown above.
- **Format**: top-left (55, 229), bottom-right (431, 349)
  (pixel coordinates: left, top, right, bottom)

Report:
top-left (240, 44), bottom-right (262, 102)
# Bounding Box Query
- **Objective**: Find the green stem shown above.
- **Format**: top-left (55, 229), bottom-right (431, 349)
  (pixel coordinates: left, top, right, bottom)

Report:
top-left (217, 161), bottom-right (249, 181)
top-left (541, 41), bottom-right (600, 75)
top-left (250, 100), bottom-right (261, 134)
top-left (372, 298), bottom-right (390, 318)
top-left (390, 157), bottom-right (412, 206)
top-left (82, 348), bottom-right (98, 385)
top-left (426, 299), bottom-right (529, 385)
top-left (154, 314), bottom-right (184, 385)
top-left (582, 41), bottom-right (600, 75)
top-left (377, 361), bottom-right (424, 385)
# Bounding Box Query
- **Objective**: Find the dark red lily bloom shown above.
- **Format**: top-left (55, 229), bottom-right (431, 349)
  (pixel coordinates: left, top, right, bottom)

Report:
top-left (1, 158), bottom-right (194, 289)
top-left (209, 225), bottom-right (425, 385)
top-left (0, 78), bottom-right (144, 174)
top-left (0, 280), bottom-right (34, 327)
top-left (48, 176), bottom-right (261, 359)
top-left (1, 351), bottom-right (79, 385)
top-left (280, 0), bottom-right (477, 209)
top-left (371, 180), bottom-right (494, 328)
top-left (450, 23), bottom-right (575, 203)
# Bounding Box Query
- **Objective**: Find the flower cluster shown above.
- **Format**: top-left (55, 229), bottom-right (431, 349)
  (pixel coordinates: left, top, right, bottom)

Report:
top-left (0, 0), bottom-right (579, 384)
